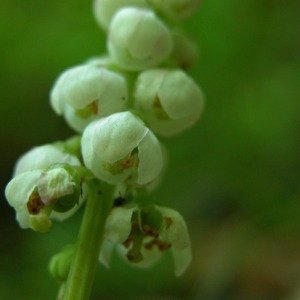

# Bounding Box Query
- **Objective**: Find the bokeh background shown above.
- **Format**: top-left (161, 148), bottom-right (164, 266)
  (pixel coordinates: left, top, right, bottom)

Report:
top-left (1, 0), bottom-right (299, 299)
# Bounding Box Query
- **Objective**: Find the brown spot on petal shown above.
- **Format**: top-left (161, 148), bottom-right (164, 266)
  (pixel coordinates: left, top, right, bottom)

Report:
top-left (157, 240), bottom-right (171, 251)
top-left (142, 224), bottom-right (159, 238)
top-left (88, 100), bottom-right (98, 115)
top-left (164, 217), bottom-right (173, 229)
top-left (144, 237), bottom-right (171, 252)
top-left (27, 189), bottom-right (45, 215)
top-left (153, 95), bottom-right (170, 120)
top-left (153, 95), bottom-right (162, 108)
top-left (121, 153), bottom-right (136, 169)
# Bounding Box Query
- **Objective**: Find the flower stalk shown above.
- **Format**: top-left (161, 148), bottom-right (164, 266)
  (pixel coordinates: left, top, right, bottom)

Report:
top-left (64, 181), bottom-right (114, 300)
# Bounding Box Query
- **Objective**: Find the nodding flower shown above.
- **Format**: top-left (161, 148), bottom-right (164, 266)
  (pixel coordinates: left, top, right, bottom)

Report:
top-left (134, 68), bottom-right (205, 137)
top-left (99, 204), bottom-right (192, 276)
top-left (107, 7), bottom-right (173, 71)
top-left (5, 144), bottom-right (84, 233)
top-left (81, 111), bottom-right (164, 186)
top-left (50, 64), bottom-right (128, 132)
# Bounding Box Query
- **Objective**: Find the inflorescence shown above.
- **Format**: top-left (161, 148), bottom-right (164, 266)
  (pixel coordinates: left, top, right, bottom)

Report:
top-left (5, 0), bottom-right (204, 278)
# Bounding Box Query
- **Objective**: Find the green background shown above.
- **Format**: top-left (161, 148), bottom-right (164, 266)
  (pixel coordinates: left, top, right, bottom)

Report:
top-left (1, 0), bottom-right (299, 299)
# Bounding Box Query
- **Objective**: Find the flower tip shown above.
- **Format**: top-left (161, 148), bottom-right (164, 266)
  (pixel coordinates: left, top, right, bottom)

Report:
top-left (173, 247), bottom-right (192, 277)
top-left (30, 214), bottom-right (52, 233)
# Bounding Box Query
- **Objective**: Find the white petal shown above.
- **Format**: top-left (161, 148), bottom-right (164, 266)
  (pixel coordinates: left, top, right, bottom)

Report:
top-left (156, 206), bottom-right (191, 249)
top-left (5, 170), bottom-right (41, 229)
top-left (172, 246), bottom-right (192, 276)
top-left (63, 103), bottom-right (97, 133)
top-left (137, 131), bottom-right (163, 185)
top-left (81, 112), bottom-right (150, 184)
top-left (50, 64), bottom-right (128, 132)
top-left (104, 206), bottom-right (137, 243)
top-left (37, 168), bottom-right (74, 204)
top-left (108, 7), bottom-right (173, 70)
top-left (134, 68), bottom-right (205, 137)
top-left (88, 112), bottom-right (148, 163)
top-left (14, 144), bottom-right (81, 176)
top-left (99, 240), bottom-right (115, 268)
top-left (158, 70), bottom-right (203, 119)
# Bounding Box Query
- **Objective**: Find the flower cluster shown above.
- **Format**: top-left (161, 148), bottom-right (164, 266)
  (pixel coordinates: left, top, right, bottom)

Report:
top-left (5, 0), bottom-right (204, 276)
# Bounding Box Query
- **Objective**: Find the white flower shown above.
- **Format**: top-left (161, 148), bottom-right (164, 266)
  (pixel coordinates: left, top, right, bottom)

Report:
top-left (107, 7), bottom-right (173, 71)
top-left (134, 68), bottom-right (205, 136)
top-left (5, 166), bottom-right (83, 233)
top-left (50, 64), bottom-right (128, 132)
top-left (81, 111), bottom-right (163, 186)
top-left (13, 144), bottom-right (81, 176)
top-left (6, 144), bottom-right (84, 232)
top-left (148, 0), bottom-right (201, 21)
top-left (93, 0), bottom-right (148, 31)
top-left (99, 204), bottom-right (192, 276)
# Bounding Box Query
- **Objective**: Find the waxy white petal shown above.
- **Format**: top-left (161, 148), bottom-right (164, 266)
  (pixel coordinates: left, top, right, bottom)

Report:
top-left (37, 168), bottom-right (75, 205)
top-left (5, 170), bottom-right (41, 229)
top-left (14, 144), bottom-right (81, 176)
top-left (137, 131), bottom-right (163, 185)
top-left (134, 68), bottom-right (205, 136)
top-left (105, 206), bottom-right (137, 243)
top-left (50, 64), bottom-right (128, 132)
top-left (172, 246), bottom-right (192, 276)
top-left (157, 206), bottom-right (191, 249)
top-left (99, 240), bottom-right (115, 268)
top-left (108, 7), bottom-right (173, 70)
top-left (82, 111), bottom-right (163, 185)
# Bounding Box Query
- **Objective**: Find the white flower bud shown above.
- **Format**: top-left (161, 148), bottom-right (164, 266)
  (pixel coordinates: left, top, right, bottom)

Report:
top-left (50, 64), bottom-right (128, 132)
top-left (13, 144), bottom-right (81, 176)
top-left (81, 111), bottom-right (163, 185)
top-left (93, 0), bottom-right (148, 31)
top-left (134, 68), bottom-right (205, 136)
top-left (108, 7), bottom-right (173, 71)
top-left (149, 0), bottom-right (201, 21)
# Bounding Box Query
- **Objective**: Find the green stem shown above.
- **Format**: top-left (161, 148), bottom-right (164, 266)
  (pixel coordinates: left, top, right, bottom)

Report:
top-left (63, 181), bottom-right (114, 300)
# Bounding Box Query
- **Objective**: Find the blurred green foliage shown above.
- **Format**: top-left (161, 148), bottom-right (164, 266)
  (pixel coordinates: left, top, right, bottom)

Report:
top-left (1, 0), bottom-right (299, 299)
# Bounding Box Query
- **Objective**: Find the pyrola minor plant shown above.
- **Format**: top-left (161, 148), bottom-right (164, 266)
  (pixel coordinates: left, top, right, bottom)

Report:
top-left (5, 1), bottom-right (205, 298)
